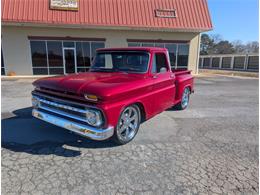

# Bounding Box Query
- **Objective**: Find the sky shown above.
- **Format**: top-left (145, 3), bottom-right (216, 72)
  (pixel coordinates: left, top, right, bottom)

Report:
top-left (207, 0), bottom-right (259, 43)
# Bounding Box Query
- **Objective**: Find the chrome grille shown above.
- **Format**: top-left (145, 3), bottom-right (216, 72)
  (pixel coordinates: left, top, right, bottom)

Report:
top-left (33, 94), bottom-right (89, 123)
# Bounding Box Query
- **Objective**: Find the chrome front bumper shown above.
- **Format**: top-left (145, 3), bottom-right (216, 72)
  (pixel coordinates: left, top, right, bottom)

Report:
top-left (32, 109), bottom-right (114, 141)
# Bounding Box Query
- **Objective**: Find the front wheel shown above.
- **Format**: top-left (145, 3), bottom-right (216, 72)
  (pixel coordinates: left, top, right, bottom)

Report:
top-left (175, 87), bottom-right (190, 110)
top-left (112, 104), bottom-right (141, 145)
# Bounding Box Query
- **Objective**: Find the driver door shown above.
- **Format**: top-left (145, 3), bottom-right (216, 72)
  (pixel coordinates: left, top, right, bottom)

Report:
top-left (151, 52), bottom-right (176, 114)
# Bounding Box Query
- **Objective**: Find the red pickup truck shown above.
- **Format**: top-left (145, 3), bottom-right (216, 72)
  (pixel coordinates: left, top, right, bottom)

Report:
top-left (32, 47), bottom-right (194, 144)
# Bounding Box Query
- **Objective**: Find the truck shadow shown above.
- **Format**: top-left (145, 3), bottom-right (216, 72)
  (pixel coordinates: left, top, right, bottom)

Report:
top-left (166, 107), bottom-right (181, 111)
top-left (2, 107), bottom-right (118, 157)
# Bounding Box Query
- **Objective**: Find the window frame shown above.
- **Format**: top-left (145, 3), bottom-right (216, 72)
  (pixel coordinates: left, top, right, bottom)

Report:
top-left (151, 52), bottom-right (170, 74)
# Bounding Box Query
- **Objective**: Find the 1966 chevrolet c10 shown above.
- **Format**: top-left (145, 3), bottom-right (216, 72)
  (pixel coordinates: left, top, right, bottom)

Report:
top-left (32, 47), bottom-right (194, 144)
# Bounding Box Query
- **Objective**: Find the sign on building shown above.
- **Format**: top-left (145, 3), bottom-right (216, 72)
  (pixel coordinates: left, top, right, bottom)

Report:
top-left (50, 0), bottom-right (78, 11)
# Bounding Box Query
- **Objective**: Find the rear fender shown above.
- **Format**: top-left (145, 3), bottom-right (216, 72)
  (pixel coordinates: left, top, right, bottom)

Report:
top-left (175, 75), bottom-right (194, 102)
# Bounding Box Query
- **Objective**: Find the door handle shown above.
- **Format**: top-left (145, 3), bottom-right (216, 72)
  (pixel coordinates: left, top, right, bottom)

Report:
top-left (153, 75), bottom-right (158, 79)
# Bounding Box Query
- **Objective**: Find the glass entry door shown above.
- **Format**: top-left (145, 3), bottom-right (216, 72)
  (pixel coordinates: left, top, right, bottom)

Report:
top-left (63, 48), bottom-right (76, 74)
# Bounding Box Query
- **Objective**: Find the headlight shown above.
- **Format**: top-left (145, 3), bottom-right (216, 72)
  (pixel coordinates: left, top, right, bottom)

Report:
top-left (85, 109), bottom-right (102, 127)
top-left (32, 96), bottom-right (40, 108)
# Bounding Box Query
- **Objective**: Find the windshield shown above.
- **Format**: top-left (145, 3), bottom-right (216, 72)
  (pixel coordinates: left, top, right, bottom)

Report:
top-left (90, 51), bottom-right (149, 73)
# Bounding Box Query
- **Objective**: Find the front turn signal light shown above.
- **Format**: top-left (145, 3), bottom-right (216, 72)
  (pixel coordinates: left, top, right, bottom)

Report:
top-left (84, 94), bottom-right (98, 102)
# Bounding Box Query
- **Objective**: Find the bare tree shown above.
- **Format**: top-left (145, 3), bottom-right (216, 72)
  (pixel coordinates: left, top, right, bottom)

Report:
top-left (232, 40), bottom-right (246, 54)
top-left (210, 34), bottom-right (223, 44)
top-left (245, 41), bottom-right (259, 53)
top-left (214, 41), bottom-right (235, 54)
top-left (200, 33), bottom-right (259, 55)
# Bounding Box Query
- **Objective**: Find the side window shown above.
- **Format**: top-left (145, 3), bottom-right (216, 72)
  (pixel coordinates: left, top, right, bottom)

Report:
top-left (152, 53), bottom-right (168, 73)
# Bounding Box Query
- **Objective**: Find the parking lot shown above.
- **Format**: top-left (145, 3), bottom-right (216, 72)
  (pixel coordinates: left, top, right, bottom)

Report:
top-left (1, 75), bottom-right (259, 195)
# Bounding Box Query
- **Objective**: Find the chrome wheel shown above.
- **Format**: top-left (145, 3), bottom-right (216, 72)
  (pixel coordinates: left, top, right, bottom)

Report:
top-left (116, 105), bottom-right (140, 143)
top-left (181, 88), bottom-right (190, 108)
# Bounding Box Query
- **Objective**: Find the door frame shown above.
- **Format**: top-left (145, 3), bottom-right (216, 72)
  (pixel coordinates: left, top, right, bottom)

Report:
top-left (63, 47), bottom-right (77, 74)
top-left (151, 51), bottom-right (176, 113)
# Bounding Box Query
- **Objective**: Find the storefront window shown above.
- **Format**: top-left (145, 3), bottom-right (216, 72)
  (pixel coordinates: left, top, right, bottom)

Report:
top-left (91, 42), bottom-right (105, 61)
top-left (63, 41), bottom-right (75, 48)
top-left (47, 41), bottom-right (63, 67)
top-left (76, 42), bottom-right (85, 67)
top-left (30, 41), bottom-right (47, 67)
top-left (165, 44), bottom-right (177, 67)
top-left (154, 43), bottom-right (164, 48)
top-left (142, 43), bottom-right (154, 47)
top-left (47, 41), bottom-right (63, 75)
top-left (30, 41), bottom-right (48, 75)
top-left (33, 68), bottom-right (48, 75)
top-left (82, 42), bottom-right (91, 67)
top-left (76, 42), bottom-right (92, 72)
top-left (128, 42), bottom-right (141, 47)
top-left (49, 68), bottom-right (64, 75)
top-left (30, 40), bottom-right (105, 75)
top-left (127, 41), bottom-right (189, 69)
top-left (177, 44), bottom-right (189, 68)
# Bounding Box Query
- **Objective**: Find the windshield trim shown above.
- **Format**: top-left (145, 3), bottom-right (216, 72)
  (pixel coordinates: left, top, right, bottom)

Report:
top-left (90, 51), bottom-right (151, 74)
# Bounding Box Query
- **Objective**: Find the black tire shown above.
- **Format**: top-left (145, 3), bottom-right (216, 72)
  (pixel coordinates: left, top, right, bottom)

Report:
top-left (112, 104), bottom-right (141, 145)
top-left (175, 87), bottom-right (190, 110)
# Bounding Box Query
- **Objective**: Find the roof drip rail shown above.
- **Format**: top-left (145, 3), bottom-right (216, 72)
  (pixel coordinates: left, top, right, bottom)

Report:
top-left (155, 9), bottom-right (177, 18)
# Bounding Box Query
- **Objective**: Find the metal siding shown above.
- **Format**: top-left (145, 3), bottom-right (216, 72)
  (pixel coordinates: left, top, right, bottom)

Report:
top-left (2, 0), bottom-right (213, 31)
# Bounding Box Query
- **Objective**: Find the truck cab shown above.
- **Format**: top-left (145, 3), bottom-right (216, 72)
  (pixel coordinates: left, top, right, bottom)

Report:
top-left (32, 47), bottom-right (194, 144)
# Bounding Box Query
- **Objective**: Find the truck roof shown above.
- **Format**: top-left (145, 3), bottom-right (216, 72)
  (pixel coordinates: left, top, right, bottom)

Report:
top-left (97, 47), bottom-right (168, 52)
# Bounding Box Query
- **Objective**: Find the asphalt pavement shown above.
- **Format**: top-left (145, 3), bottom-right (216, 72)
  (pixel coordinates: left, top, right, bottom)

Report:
top-left (1, 75), bottom-right (259, 195)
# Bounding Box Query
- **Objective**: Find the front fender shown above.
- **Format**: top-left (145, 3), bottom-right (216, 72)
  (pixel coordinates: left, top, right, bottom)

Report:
top-left (101, 98), bottom-right (148, 128)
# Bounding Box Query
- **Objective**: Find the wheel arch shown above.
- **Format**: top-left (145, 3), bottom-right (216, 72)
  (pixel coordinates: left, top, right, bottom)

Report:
top-left (120, 101), bottom-right (146, 123)
top-left (134, 102), bottom-right (146, 123)
top-left (181, 84), bottom-right (192, 95)
top-left (185, 85), bottom-right (192, 92)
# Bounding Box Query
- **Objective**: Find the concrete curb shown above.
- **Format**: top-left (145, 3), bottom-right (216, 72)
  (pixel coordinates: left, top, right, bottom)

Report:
top-left (1, 75), bottom-right (51, 81)
top-left (199, 69), bottom-right (259, 78)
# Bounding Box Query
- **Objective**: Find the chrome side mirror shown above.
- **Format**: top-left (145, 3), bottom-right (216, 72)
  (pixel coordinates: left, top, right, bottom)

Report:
top-left (160, 67), bottom-right (167, 73)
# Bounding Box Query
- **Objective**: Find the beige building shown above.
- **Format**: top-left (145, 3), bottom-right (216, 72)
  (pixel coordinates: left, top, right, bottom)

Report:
top-left (1, 0), bottom-right (212, 76)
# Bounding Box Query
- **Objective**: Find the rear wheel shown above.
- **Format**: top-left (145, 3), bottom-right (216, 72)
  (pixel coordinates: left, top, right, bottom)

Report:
top-left (175, 87), bottom-right (190, 110)
top-left (112, 104), bottom-right (141, 145)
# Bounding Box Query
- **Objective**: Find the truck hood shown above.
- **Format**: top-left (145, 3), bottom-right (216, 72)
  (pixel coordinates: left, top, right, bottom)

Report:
top-left (33, 72), bottom-right (147, 100)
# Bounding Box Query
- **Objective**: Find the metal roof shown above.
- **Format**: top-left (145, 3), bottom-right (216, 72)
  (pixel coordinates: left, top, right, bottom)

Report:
top-left (2, 0), bottom-right (213, 32)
